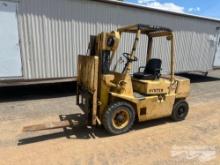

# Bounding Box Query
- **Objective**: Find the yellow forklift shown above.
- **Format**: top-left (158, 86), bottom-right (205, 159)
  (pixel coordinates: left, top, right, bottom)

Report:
top-left (24, 24), bottom-right (190, 135)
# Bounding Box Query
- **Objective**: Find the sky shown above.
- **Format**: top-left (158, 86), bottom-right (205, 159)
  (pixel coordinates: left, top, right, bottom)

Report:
top-left (126, 0), bottom-right (220, 19)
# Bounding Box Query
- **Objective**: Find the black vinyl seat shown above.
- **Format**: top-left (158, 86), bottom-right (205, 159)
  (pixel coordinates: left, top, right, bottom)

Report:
top-left (133, 58), bottom-right (162, 80)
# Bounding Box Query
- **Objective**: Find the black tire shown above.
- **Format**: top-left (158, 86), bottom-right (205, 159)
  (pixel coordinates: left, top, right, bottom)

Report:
top-left (171, 100), bottom-right (189, 121)
top-left (103, 101), bottom-right (135, 135)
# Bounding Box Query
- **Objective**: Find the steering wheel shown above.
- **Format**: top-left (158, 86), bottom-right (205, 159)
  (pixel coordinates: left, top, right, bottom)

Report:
top-left (122, 53), bottom-right (138, 62)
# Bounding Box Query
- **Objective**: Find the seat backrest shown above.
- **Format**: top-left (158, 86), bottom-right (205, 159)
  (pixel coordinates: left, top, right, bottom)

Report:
top-left (144, 58), bottom-right (162, 75)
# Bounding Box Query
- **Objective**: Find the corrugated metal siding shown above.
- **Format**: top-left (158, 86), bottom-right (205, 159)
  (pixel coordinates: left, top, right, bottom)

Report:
top-left (15, 0), bottom-right (220, 80)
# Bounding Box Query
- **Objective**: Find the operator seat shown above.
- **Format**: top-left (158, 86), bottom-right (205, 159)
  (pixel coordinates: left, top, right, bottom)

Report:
top-left (133, 58), bottom-right (162, 80)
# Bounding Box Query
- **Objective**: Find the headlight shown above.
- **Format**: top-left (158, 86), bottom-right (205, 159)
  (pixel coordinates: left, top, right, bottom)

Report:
top-left (107, 37), bottom-right (115, 47)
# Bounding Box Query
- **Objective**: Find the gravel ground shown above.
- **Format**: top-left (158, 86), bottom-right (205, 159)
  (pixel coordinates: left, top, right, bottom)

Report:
top-left (0, 71), bottom-right (219, 165)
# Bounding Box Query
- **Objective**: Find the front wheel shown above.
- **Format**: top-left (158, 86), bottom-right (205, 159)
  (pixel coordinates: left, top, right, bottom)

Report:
top-left (171, 100), bottom-right (189, 121)
top-left (102, 101), bottom-right (135, 135)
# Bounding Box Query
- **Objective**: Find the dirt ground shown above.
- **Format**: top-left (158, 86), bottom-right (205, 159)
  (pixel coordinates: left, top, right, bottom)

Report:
top-left (0, 71), bottom-right (220, 165)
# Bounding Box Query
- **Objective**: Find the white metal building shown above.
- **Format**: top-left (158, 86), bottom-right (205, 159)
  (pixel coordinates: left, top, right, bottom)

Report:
top-left (0, 0), bottom-right (220, 85)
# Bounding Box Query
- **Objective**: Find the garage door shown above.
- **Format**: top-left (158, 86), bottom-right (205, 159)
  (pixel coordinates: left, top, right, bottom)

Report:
top-left (214, 28), bottom-right (220, 67)
top-left (0, 1), bottom-right (22, 77)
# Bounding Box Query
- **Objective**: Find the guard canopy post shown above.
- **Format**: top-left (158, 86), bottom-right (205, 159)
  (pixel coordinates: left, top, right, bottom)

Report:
top-left (170, 34), bottom-right (175, 82)
top-left (122, 29), bottom-right (141, 75)
top-left (146, 37), bottom-right (152, 63)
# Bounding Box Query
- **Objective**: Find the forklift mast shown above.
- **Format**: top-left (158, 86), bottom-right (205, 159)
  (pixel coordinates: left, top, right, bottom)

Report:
top-left (76, 31), bottom-right (121, 125)
top-left (89, 32), bottom-right (121, 74)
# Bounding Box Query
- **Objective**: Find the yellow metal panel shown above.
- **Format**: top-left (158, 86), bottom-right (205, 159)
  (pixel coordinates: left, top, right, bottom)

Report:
top-left (110, 91), bottom-right (175, 122)
top-left (77, 55), bottom-right (99, 93)
top-left (132, 78), bottom-right (171, 95)
top-left (175, 76), bottom-right (191, 98)
top-left (137, 94), bottom-right (175, 121)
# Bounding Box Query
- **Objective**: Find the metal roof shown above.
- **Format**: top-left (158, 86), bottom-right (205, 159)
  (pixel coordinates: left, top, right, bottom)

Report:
top-left (95, 0), bottom-right (220, 23)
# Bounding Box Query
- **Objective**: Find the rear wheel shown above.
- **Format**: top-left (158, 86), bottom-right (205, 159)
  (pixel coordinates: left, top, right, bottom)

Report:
top-left (103, 101), bottom-right (135, 135)
top-left (171, 100), bottom-right (189, 121)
